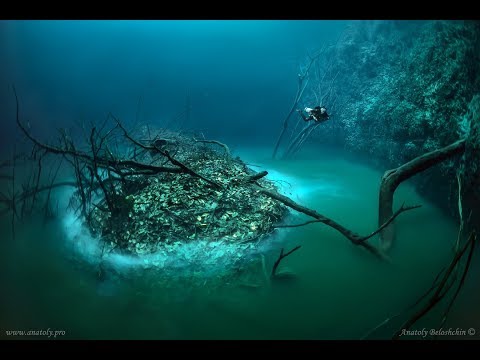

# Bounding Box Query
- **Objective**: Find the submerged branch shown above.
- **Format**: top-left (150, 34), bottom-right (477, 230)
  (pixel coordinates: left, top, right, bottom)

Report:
top-left (193, 138), bottom-right (231, 158)
top-left (272, 53), bottom-right (320, 159)
top-left (379, 139), bottom-right (466, 251)
top-left (114, 115), bottom-right (222, 188)
top-left (274, 220), bottom-right (322, 228)
top-left (392, 231), bottom-right (476, 339)
top-left (271, 245), bottom-right (302, 278)
top-left (253, 176), bottom-right (419, 260)
top-left (13, 91), bottom-right (183, 177)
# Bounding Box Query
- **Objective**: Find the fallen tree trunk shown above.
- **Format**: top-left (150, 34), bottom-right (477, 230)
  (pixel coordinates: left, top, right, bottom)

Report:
top-left (254, 182), bottom-right (419, 261)
top-left (379, 139), bottom-right (466, 251)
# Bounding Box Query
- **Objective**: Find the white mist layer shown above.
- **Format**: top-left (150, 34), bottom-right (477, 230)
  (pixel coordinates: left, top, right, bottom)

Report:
top-left (59, 187), bottom-right (289, 277)
top-left (237, 149), bottom-right (354, 206)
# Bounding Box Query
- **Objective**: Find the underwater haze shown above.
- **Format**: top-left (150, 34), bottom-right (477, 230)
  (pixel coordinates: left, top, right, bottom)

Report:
top-left (0, 20), bottom-right (347, 151)
top-left (1, 20), bottom-right (479, 341)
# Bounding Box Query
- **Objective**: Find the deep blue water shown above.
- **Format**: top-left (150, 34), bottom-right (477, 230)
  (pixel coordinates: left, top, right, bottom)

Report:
top-left (0, 20), bottom-right (348, 151)
top-left (0, 20), bottom-right (478, 340)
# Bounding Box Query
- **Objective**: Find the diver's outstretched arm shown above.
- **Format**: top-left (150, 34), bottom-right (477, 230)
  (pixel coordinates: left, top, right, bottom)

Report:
top-left (296, 109), bottom-right (311, 122)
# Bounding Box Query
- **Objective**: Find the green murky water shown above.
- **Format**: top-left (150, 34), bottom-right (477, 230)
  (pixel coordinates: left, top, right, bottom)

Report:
top-left (0, 148), bottom-right (471, 340)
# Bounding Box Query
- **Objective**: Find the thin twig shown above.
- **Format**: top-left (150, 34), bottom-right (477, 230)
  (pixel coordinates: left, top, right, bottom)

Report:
top-left (392, 231), bottom-right (477, 339)
top-left (438, 232), bottom-right (476, 329)
top-left (193, 138), bottom-right (231, 157)
top-left (114, 115), bottom-right (221, 188)
top-left (255, 181), bottom-right (419, 261)
top-left (30, 153), bottom-right (43, 215)
top-left (454, 172), bottom-right (463, 252)
top-left (272, 53), bottom-right (320, 159)
top-left (11, 144), bottom-right (16, 240)
top-left (361, 267), bottom-right (446, 339)
top-left (271, 245), bottom-right (302, 278)
top-left (43, 157), bottom-right (64, 223)
top-left (355, 203), bottom-right (422, 244)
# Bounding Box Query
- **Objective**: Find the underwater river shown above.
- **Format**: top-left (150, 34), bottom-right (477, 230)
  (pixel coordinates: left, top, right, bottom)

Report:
top-left (1, 147), bottom-right (478, 340)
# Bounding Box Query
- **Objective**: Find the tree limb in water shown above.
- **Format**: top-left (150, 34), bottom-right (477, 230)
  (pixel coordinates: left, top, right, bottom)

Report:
top-left (113, 115), bottom-right (222, 188)
top-left (272, 53), bottom-right (320, 159)
top-left (12, 88), bottom-right (183, 177)
top-left (15, 116), bottom-right (182, 176)
top-left (0, 179), bottom-right (130, 216)
top-left (235, 170), bottom-right (268, 185)
top-left (278, 204), bottom-right (422, 233)
top-left (379, 139), bottom-right (466, 251)
top-left (361, 267), bottom-right (446, 340)
top-left (11, 145), bottom-right (17, 240)
top-left (288, 121), bottom-right (320, 158)
top-left (271, 245), bottom-right (302, 278)
top-left (253, 179), bottom-right (419, 260)
top-left (274, 220), bottom-right (322, 228)
top-left (392, 231), bottom-right (476, 340)
top-left (193, 137), bottom-right (231, 158)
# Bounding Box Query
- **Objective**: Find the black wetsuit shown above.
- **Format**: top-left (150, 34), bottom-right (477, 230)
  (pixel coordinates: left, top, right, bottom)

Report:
top-left (299, 107), bottom-right (330, 123)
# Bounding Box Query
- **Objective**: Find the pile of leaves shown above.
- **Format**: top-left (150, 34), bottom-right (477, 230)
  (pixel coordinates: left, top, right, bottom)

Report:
top-left (89, 133), bottom-right (287, 256)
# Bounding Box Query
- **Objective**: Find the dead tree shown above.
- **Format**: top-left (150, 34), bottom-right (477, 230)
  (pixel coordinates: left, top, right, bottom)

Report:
top-left (10, 87), bottom-right (224, 248)
top-left (193, 136), bottom-right (231, 158)
top-left (244, 171), bottom-right (420, 261)
top-left (360, 164), bottom-right (477, 339)
top-left (392, 231), bottom-right (476, 339)
top-left (272, 51), bottom-right (322, 159)
top-left (11, 146), bottom-right (17, 239)
top-left (113, 116), bottom-right (222, 188)
top-left (360, 213), bottom-right (476, 340)
top-left (281, 53), bottom-right (340, 160)
top-left (271, 245), bottom-right (301, 279)
top-left (282, 121), bottom-right (319, 159)
top-left (0, 146), bottom-right (68, 227)
top-left (6, 87), bottom-right (443, 264)
top-left (379, 139), bottom-right (466, 251)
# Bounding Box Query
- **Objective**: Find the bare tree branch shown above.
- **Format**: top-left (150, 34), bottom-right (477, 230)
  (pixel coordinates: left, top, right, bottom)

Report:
top-left (251, 175), bottom-right (418, 260)
top-left (113, 115), bottom-right (222, 188)
top-left (392, 231), bottom-right (476, 339)
top-left (193, 137), bottom-right (231, 158)
top-left (12, 87), bottom-right (185, 181)
top-left (271, 245), bottom-right (302, 278)
top-left (283, 121), bottom-right (319, 159)
top-left (272, 53), bottom-right (321, 159)
top-left (379, 139), bottom-right (466, 251)
top-left (274, 220), bottom-right (322, 228)
top-left (11, 145), bottom-right (17, 240)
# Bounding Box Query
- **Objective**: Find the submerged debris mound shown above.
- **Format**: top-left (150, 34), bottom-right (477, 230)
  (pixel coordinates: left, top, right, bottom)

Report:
top-left (89, 129), bottom-right (287, 255)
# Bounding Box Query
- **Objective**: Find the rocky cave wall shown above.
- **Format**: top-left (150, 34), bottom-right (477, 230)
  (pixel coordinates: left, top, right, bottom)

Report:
top-left (306, 20), bottom-right (480, 224)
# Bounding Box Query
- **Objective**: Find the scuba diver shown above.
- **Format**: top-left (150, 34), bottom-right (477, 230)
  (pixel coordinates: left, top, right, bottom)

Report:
top-left (297, 106), bottom-right (330, 123)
